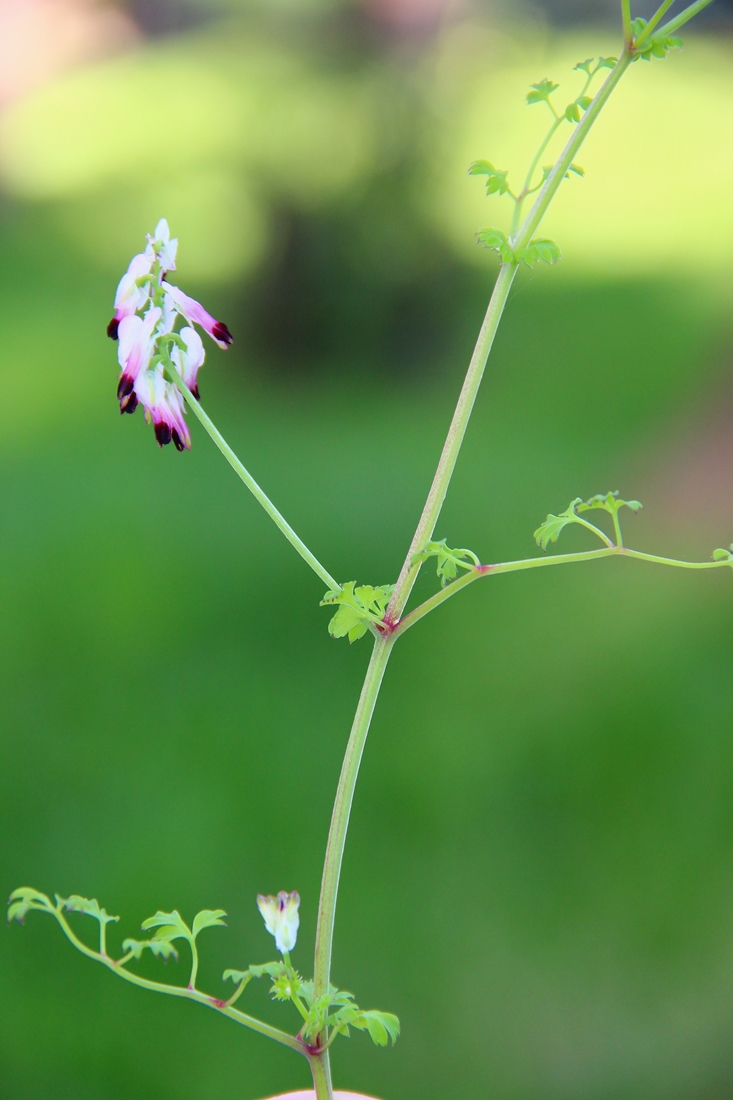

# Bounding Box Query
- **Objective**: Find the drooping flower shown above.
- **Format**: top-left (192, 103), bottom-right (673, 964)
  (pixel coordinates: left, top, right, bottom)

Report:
top-left (117, 307), bottom-right (161, 413)
top-left (257, 891), bottom-right (300, 955)
top-left (107, 253), bottom-right (153, 339)
top-left (108, 219), bottom-right (232, 450)
top-left (162, 281), bottom-right (233, 349)
top-left (171, 326), bottom-right (205, 400)
top-left (134, 368), bottom-right (192, 451)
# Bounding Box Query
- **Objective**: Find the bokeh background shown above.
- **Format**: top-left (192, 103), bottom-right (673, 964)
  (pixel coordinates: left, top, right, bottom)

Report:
top-left (2, 1), bottom-right (733, 1098)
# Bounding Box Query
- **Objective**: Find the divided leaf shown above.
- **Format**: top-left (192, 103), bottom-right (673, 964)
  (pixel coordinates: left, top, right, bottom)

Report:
top-left (632, 19), bottom-right (682, 61)
top-left (468, 160), bottom-right (511, 196)
top-left (577, 491), bottom-right (642, 517)
top-left (7, 887), bottom-right (53, 924)
top-left (534, 498), bottom-right (583, 551)
top-left (526, 78), bottom-right (559, 105)
top-left (122, 937), bottom-right (179, 962)
top-left (320, 582), bottom-right (394, 643)
top-left (140, 909), bottom-right (192, 942)
top-left (476, 226), bottom-right (515, 264)
top-left (519, 238), bottom-right (561, 267)
top-left (713, 545), bottom-right (733, 564)
top-left (191, 909), bottom-right (227, 939)
top-left (412, 539), bottom-right (480, 586)
top-left (58, 895), bottom-right (119, 926)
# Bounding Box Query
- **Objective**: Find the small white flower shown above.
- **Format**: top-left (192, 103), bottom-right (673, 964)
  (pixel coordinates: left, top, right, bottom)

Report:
top-left (171, 326), bottom-right (206, 399)
top-left (108, 252), bottom-right (152, 338)
top-left (147, 217), bottom-right (178, 272)
top-left (257, 891), bottom-right (300, 955)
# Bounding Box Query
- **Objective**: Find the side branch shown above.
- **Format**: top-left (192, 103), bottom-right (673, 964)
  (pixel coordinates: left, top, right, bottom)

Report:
top-left (393, 546), bottom-right (731, 638)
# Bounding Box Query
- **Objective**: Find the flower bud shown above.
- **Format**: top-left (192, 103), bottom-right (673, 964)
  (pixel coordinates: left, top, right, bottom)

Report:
top-left (256, 890), bottom-right (300, 955)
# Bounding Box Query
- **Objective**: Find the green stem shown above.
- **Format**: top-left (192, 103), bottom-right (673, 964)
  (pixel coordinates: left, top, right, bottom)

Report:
top-left (513, 50), bottom-right (632, 253)
top-left (393, 547), bottom-right (731, 638)
top-left (166, 363), bottom-right (340, 593)
top-left (512, 118), bottom-right (562, 234)
top-left (636, 0), bottom-right (675, 41)
top-left (313, 636), bottom-right (394, 1003)
top-left (309, 1049), bottom-right (334, 1100)
top-left (622, 0), bottom-right (633, 44)
top-left (50, 907), bottom-right (303, 1054)
top-left (188, 938), bottom-right (199, 990)
top-left (385, 263), bottom-right (518, 623)
top-left (658, 0), bottom-right (717, 34)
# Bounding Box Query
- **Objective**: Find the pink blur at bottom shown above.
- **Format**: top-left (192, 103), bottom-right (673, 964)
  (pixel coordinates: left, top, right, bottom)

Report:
top-left (260, 1093), bottom-right (382, 1099)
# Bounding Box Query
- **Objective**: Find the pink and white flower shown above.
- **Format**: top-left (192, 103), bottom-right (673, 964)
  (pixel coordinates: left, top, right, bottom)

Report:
top-left (134, 369), bottom-right (191, 451)
top-left (107, 253), bottom-right (153, 339)
top-left (117, 307), bottom-right (162, 413)
top-left (257, 890), bottom-right (300, 955)
top-left (108, 219), bottom-right (232, 452)
top-left (162, 281), bottom-right (233, 349)
top-left (171, 326), bottom-right (205, 400)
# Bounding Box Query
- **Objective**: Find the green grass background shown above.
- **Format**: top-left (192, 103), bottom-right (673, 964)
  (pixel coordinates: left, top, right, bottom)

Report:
top-left (3, 11), bottom-right (733, 1100)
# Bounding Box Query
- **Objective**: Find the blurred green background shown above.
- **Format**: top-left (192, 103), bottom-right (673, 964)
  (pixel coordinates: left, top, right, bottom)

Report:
top-left (2, 1), bottom-right (733, 1098)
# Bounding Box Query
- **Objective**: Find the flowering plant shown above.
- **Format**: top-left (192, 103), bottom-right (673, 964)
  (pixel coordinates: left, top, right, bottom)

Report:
top-left (9, 4), bottom-right (729, 1099)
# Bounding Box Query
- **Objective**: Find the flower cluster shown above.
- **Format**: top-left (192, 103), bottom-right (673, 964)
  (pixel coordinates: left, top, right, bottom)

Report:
top-left (108, 219), bottom-right (233, 451)
top-left (257, 890), bottom-right (300, 955)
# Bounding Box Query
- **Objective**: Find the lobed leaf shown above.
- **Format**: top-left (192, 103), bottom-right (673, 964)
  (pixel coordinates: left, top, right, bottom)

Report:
top-left (122, 937), bottom-right (179, 962)
top-left (577, 491), bottom-right (642, 516)
top-left (534, 498), bottom-right (583, 550)
top-left (191, 909), bottom-right (227, 939)
top-left (320, 581), bottom-right (394, 643)
top-left (140, 909), bottom-right (191, 942)
top-left (413, 539), bottom-right (480, 586)
top-left (58, 895), bottom-right (119, 926)
top-left (713, 546), bottom-right (733, 564)
top-left (7, 887), bottom-right (53, 924)
top-left (526, 78), bottom-right (559, 105)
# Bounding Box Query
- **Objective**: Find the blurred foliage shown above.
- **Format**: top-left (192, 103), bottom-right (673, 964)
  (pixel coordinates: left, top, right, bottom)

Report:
top-left (2, 8), bottom-right (733, 1100)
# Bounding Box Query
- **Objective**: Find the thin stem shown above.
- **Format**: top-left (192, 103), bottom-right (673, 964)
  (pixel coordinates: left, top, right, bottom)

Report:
top-left (188, 938), bottom-right (199, 990)
top-left (610, 509), bottom-right (624, 548)
top-left (622, 0), bottom-right (633, 44)
top-left (166, 363), bottom-right (340, 593)
top-left (513, 51), bottom-right (632, 253)
top-left (393, 547), bottom-right (732, 638)
top-left (385, 263), bottom-right (518, 623)
top-left (309, 1049), bottom-right (334, 1100)
top-left (313, 637), bottom-right (394, 1003)
top-left (658, 0), bottom-right (717, 34)
top-left (575, 517), bottom-right (615, 547)
top-left (636, 0), bottom-right (676, 41)
top-left (512, 118), bottom-right (562, 234)
top-left (50, 907), bottom-right (304, 1054)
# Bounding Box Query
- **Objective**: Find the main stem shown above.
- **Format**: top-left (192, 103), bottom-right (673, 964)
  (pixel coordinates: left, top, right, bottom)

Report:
top-left (386, 262), bottom-right (518, 623)
top-left (311, 46), bottom-right (635, 1100)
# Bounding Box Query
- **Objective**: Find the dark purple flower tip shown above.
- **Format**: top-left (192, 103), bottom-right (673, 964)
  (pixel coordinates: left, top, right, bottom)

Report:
top-left (212, 321), bottom-right (233, 347)
top-left (107, 317), bottom-right (120, 340)
top-left (189, 383), bottom-right (200, 401)
top-left (117, 374), bottom-right (134, 401)
top-left (154, 422), bottom-right (172, 447)
top-left (172, 429), bottom-right (186, 452)
top-left (120, 392), bottom-right (138, 415)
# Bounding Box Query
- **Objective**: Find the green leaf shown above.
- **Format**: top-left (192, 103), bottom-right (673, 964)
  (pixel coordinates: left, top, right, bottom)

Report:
top-left (534, 498), bottom-right (583, 550)
top-left (271, 970), bottom-right (303, 1002)
top-left (476, 226), bottom-right (506, 250)
top-left (568, 163), bottom-right (585, 177)
top-left (7, 887), bottom-right (53, 924)
top-left (140, 909), bottom-right (191, 942)
top-left (320, 581), bottom-right (394, 643)
top-left (58, 895), bottom-right (119, 926)
top-left (577, 491), bottom-right (643, 517)
top-left (564, 102), bottom-right (581, 123)
top-left (223, 968), bottom-right (249, 984)
top-left (468, 160), bottom-right (510, 196)
top-left (362, 1010), bottom-right (401, 1047)
top-left (122, 937), bottom-right (179, 962)
top-left (576, 96), bottom-right (592, 111)
top-left (598, 56), bottom-right (618, 69)
top-left (412, 539), bottom-right (480, 587)
top-left (191, 909), bottom-right (227, 939)
top-left (574, 58), bottom-right (594, 75)
top-left (248, 960), bottom-right (287, 980)
top-left (526, 78), bottom-right (559, 105)
top-left (713, 546), bottom-right (733, 564)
